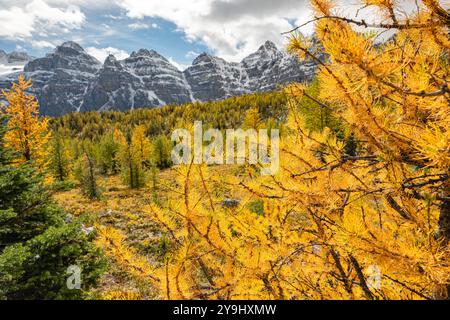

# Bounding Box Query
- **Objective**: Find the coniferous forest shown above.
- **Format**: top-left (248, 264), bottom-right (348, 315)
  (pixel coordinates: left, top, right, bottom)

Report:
top-left (0, 0), bottom-right (449, 302)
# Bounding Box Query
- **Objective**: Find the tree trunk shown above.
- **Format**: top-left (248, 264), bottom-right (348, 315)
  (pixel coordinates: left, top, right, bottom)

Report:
top-left (435, 182), bottom-right (450, 299)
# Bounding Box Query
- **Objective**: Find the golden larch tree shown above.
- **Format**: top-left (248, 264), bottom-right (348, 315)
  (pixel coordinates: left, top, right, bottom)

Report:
top-left (115, 125), bottom-right (152, 189)
top-left (96, 0), bottom-right (449, 300)
top-left (1, 75), bottom-right (50, 167)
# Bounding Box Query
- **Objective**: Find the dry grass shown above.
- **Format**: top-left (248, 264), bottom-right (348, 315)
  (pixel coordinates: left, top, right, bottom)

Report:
top-left (53, 165), bottom-right (250, 298)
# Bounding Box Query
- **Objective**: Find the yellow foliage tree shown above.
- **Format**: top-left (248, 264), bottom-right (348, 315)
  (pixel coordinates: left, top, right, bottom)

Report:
top-left (1, 75), bottom-right (50, 168)
top-left (116, 125), bottom-right (152, 189)
top-left (96, 0), bottom-right (449, 300)
top-left (243, 107), bottom-right (263, 129)
top-left (286, 0), bottom-right (449, 299)
top-left (131, 125), bottom-right (153, 169)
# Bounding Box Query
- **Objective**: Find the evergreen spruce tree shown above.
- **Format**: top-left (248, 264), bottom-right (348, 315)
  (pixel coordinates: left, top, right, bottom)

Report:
top-left (116, 126), bottom-right (152, 189)
top-left (74, 147), bottom-right (101, 200)
top-left (49, 131), bottom-right (71, 182)
top-left (98, 131), bottom-right (120, 175)
top-left (152, 135), bottom-right (172, 170)
top-left (0, 117), bottom-right (105, 299)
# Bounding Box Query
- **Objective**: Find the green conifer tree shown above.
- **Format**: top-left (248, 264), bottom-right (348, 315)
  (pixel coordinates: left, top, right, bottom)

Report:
top-left (74, 145), bottom-right (101, 200)
top-left (0, 116), bottom-right (105, 299)
top-left (49, 131), bottom-right (71, 182)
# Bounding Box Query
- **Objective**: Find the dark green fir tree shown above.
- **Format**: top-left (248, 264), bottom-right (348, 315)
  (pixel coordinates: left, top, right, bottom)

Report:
top-left (0, 116), bottom-right (105, 300)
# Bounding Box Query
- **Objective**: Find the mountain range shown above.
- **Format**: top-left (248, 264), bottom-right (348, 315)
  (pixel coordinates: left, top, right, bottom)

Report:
top-left (0, 50), bottom-right (34, 76)
top-left (0, 41), bottom-right (317, 117)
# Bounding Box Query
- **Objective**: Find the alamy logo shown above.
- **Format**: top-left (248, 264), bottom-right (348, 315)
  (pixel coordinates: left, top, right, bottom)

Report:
top-left (66, 265), bottom-right (81, 290)
top-left (171, 121), bottom-right (280, 175)
top-left (366, 265), bottom-right (382, 290)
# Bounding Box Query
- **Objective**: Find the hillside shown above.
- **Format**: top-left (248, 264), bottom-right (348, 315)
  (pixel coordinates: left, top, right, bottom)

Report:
top-left (0, 0), bottom-right (448, 302)
top-left (50, 91), bottom-right (288, 139)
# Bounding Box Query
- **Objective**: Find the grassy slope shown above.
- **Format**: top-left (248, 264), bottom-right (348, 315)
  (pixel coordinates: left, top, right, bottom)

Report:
top-left (54, 165), bottom-right (253, 298)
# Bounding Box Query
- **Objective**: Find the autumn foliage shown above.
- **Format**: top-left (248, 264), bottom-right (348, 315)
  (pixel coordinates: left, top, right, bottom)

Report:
top-left (94, 0), bottom-right (449, 300)
top-left (2, 0), bottom-right (448, 301)
top-left (1, 75), bottom-right (50, 168)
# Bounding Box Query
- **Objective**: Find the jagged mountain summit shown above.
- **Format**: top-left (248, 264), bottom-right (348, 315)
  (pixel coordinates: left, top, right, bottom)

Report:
top-left (0, 50), bottom-right (34, 76)
top-left (22, 42), bottom-right (102, 116)
top-left (0, 41), bottom-right (317, 116)
top-left (81, 49), bottom-right (194, 112)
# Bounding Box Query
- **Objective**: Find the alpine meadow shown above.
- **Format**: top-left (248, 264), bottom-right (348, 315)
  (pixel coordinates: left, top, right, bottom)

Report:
top-left (0, 0), bottom-right (449, 302)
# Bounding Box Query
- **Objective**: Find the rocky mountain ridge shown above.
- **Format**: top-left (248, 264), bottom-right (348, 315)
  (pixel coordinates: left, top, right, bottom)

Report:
top-left (0, 41), bottom-right (317, 116)
top-left (0, 50), bottom-right (34, 76)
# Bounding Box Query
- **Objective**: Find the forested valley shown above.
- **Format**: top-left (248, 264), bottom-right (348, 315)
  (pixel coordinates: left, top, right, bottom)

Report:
top-left (0, 0), bottom-right (449, 300)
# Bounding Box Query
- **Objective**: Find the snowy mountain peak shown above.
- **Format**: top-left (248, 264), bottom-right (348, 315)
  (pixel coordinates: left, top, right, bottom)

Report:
top-left (7, 51), bottom-right (34, 64)
top-left (0, 51), bottom-right (34, 76)
top-left (104, 54), bottom-right (119, 66)
top-left (46, 41), bottom-right (101, 67)
top-left (59, 41), bottom-right (85, 52)
top-left (192, 52), bottom-right (218, 65)
top-left (260, 40), bottom-right (278, 52)
top-left (131, 49), bottom-right (165, 60)
top-left (0, 51), bottom-right (7, 66)
top-left (252, 41), bottom-right (282, 60)
top-left (0, 40), bottom-right (318, 116)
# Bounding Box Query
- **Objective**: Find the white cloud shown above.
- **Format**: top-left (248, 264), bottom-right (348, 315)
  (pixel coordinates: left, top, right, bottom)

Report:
top-left (0, 0), bottom-right (424, 62)
top-left (0, 64), bottom-right (25, 76)
top-left (86, 46), bottom-right (129, 62)
top-left (0, 7), bottom-right (35, 39)
top-left (44, 0), bottom-right (116, 9)
top-left (128, 22), bottom-right (160, 30)
top-left (30, 40), bottom-right (56, 49)
top-left (104, 14), bottom-right (123, 20)
top-left (186, 50), bottom-right (200, 59)
top-left (168, 57), bottom-right (189, 71)
top-left (0, 0), bottom-right (85, 39)
top-left (118, 0), bottom-right (312, 61)
top-left (118, 0), bottom-right (422, 61)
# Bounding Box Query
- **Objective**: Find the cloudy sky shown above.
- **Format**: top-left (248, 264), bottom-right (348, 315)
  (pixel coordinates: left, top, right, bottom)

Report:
top-left (0, 0), bottom-right (425, 69)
